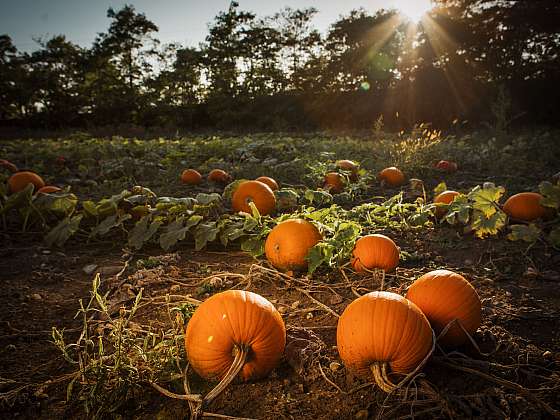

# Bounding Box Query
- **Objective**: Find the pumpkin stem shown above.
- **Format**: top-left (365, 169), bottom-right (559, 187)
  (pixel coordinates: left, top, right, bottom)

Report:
top-left (370, 362), bottom-right (397, 393)
top-left (203, 343), bottom-right (250, 406)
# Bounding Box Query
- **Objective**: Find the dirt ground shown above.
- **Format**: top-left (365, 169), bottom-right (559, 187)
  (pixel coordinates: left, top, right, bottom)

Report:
top-left (1, 225), bottom-right (559, 420)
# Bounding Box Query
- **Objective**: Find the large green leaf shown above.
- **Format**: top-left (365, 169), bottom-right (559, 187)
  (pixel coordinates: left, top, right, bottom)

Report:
top-left (127, 216), bottom-right (162, 250)
top-left (90, 213), bottom-right (132, 238)
top-left (468, 210), bottom-right (507, 238)
top-left (507, 224), bottom-right (541, 243)
top-left (45, 215), bottom-right (83, 247)
top-left (194, 222), bottom-right (220, 251)
top-left (34, 192), bottom-right (78, 217)
top-left (159, 215), bottom-right (202, 251)
top-left (0, 184), bottom-right (34, 215)
top-left (539, 181), bottom-right (560, 209)
top-left (468, 184), bottom-right (505, 217)
top-left (195, 193), bottom-right (222, 206)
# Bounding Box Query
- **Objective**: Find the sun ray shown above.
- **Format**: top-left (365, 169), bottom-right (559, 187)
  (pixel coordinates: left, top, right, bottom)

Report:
top-left (392, 0), bottom-right (433, 23)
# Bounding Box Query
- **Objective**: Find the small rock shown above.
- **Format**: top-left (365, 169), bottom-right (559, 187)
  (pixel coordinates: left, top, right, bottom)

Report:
top-left (5, 344), bottom-right (16, 352)
top-left (278, 306), bottom-right (288, 314)
top-left (355, 409), bottom-right (369, 419)
top-left (42, 250), bottom-right (51, 255)
top-left (83, 264), bottom-right (98, 275)
top-left (329, 362), bottom-right (341, 372)
top-left (31, 293), bottom-right (42, 301)
top-left (543, 351), bottom-right (552, 358)
top-left (306, 312), bottom-right (313, 319)
top-left (170, 284), bottom-right (181, 293)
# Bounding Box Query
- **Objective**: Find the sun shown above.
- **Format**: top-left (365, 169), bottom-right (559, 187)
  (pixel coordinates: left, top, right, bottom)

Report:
top-left (392, 0), bottom-right (433, 22)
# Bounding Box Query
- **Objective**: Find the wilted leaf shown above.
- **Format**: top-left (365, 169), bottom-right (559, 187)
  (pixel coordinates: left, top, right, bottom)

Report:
top-left (507, 224), bottom-right (541, 243)
top-left (45, 215), bottom-right (83, 247)
top-left (275, 188), bottom-right (299, 211)
top-left (194, 221), bottom-right (220, 251)
top-left (195, 192), bottom-right (222, 206)
top-left (128, 216), bottom-right (162, 250)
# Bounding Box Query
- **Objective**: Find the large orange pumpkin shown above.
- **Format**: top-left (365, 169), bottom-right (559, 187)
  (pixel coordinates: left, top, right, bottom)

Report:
top-left (37, 186), bottom-right (62, 194)
top-left (181, 169), bottom-right (202, 185)
top-left (0, 159), bottom-right (18, 173)
top-left (7, 171), bottom-right (45, 193)
top-left (232, 180), bottom-right (276, 215)
top-left (185, 290), bottom-right (286, 383)
top-left (378, 167), bottom-right (405, 187)
top-left (502, 192), bottom-right (546, 222)
top-left (208, 169), bottom-right (231, 184)
top-left (351, 234), bottom-right (400, 273)
top-left (335, 160), bottom-right (359, 181)
top-left (255, 176), bottom-right (279, 191)
top-left (435, 160), bottom-right (458, 173)
top-left (406, 269), bottom-right (481, 347)
top-left (337, 291), bottom-right (433, 392)
top-left (265, 219), bottom-right (322, 271)
top-left (324, 172), bottom-right (345, 193)
top-left (434, 190), bottom-right (460, 218)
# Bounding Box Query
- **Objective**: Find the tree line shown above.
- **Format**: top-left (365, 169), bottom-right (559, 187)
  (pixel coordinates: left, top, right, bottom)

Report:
top-left (1, 0), bottom-right (559, 131)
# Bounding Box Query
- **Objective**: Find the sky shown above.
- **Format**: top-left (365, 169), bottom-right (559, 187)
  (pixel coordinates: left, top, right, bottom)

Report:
top-left (0, 0), bottom-right (404, 52)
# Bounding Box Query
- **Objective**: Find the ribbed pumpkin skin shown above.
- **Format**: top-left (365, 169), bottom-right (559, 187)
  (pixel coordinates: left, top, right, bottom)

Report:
top-left (37, 186), bottom-right (62, 194)
top-left (208, 169), bottom-right (231, 183)
top-left (435, 160), bottom-right (458, 172)
top-left (185, 290), bottom-right (286, 382)
top-left (181, 169), bottom-right (202, 185)
top-left (324, 172), bottom-right (345, 193)
top-left (378, 167), bottom-right (405, 187)
top-left (351, 234), bottom-right (400, 272)
top-left (434, 190), bottom-right (460, 218)
top-left (336, 160), bottom-right (359, 180)
top-left (255, 176), bottom-right (279, 191)
top-left (337, 291), bottom-right (433, 376)
top-left (406, 269), bottom-right (481, 346)
top-left (265, 219), bottom-right (322, 271)
top-left (502, 192), bottom-right (546, 222)
top-left (232, 180), bottom-right (276, 215)
top-left (8, 171), bottom-right (45, 193)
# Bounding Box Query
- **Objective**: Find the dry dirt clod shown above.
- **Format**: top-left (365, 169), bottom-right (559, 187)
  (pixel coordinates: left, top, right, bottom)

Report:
top-left (31, 293), bottom-right (43, 301)
top-left (355, 409), bottom-right (369, 419)
top-left (329, 362), bottom-right (341, 372)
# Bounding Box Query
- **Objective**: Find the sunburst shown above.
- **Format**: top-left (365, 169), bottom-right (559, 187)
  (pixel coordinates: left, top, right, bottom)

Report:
top-left (392, 0), bottom-right (433, 23)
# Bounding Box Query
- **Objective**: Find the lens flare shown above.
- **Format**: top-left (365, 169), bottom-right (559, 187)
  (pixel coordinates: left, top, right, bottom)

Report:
top-left (392, 0), bottom-right (433, 23)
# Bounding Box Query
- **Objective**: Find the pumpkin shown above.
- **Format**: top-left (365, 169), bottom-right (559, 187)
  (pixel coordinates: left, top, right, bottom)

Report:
top-left (378, 167), bottom-right (405, 187)
top-left (435, 160), bottom-right (458, 172)
top-left (337, 291), bottom-right (433, 393)
top-left (335, 160), bottom-right (359, 181)
top-left (208, 169), bottom-right (231, 184)
top-left (406, 269), bottom-right (481, 347)
top-left (37, 186), bottom-right (62, 194)
top-left (433, 190), bottom-right (460, 218)
top-left (0, 159), bottom-right (18, 173)
top-left (232, 180), bottom-right (276, 215)
top-left (351, 234), bottom-right (400, 273)
top-left (7, 171), bottom-right (45, 193)
top-left (185, 290), bottom-right (286, 385)
top-left (181, 169), bottom-right (202, 185)
top-left (324, 172), bottom-right (345, 193)
top-left (255, 176), bottom-right (279, 191)
top-left (502, 192), bottom-right (546, 222)
top-left (265, 219), bottom-right (322, 271)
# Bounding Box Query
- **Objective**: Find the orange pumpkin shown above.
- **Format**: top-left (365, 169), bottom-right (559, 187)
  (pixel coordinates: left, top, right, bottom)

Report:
top-left (7, 171), bottom-right (45, 193)
top-left (406, 269), bottom-right (481, 347)
top-left (185, 290), bottom-right (286, 382)
top-left (324, 172), bottom-right (345, 193)
top-left (502, 192), bottom-right (546, 222)
top-left (336, 160), bottom-right (359, 181)
top-left (37, 186), bottom-right (62, 194)
top-left (232, 180), bottom-right (276, 215)
top-left (337, 291), bottom-right (433, 392)
top-left (255, 176), bottom-right (279, 191)
top-left (378, 167), bottom-right (405, 187)
top-left (434, 190), bottom-right (460, 218)
top-left (351, 234), bottom-right (400, 273)
top-left (181, 169), bottom-right (202, 185)
top-left (208, 169), bottom-right (231, 184)
top-left (265, 219), bottom-right (322, 271)
top-left (0, 159), bottom-right (18, 173)
top-left (435, 160), bottom-right (458, 172)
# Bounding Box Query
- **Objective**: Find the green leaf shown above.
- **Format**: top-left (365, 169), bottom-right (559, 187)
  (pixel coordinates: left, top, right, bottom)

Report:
top-left (304, 189), bottom-right (333, 206)
top-left (468, 209), bottom-right (507, 238)
top-left (0, 183), bottom-right (34, 215)
top-left (240, 235), bottom-right (265, 257)
top-left (548, 227), bottom-right (560, 249)
top-left (159, 215), bottom-right (203, 251)
top-left (34, 193), bottom-right (78, 217)
top-left (433, 181), bottom-right (447, 195)
top-left (539, 181), bottom-right (560, 209)
top-left (248, 201), bottom-right (261, 219)
top-left (194, 222), bottom-right (220, 251)
top-left (90, 213), bottom-right (131, 238)
top-left (82, 200), bottom-right (98, 217)
top-left (444, 195), bottom-right (471, 225)
top-left (468, 184), bottom-right (505, 217)
top-left (195, 193), bottom-right (222, 206)
top-left (275, 188), bottom-right (299, 211)
top-left (222, 179), bottom-right (247, 202)
top-left (45, 215), bottom-right (83, 247)
top-left (507, 224), bottom-right (541, 243)
top-left (307, 242), bottom-right (335, 274)
top-left (127, 216), bottom-right (162, 250)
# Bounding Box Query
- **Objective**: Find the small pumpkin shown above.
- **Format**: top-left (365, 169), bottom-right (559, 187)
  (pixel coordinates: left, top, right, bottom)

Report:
top-left (351, 234), bottom-right (400, 273)
top-left (7, 171), bottom-right (45, 193)
top-left (335, 160), bottom-right (359, 180)
top-left (181, 169), bottom-right (202, 185)
top-left (406, 269), bottom-right (481, 347)
top-left (265, 219), bottom-right (322, 271)
top-left (433, 190), bottom-right (460, 218)
top-left (502, 192), bottom-right (546, 222)
top-left (337, 291), bottom-right (433, 393)
top-left (232, 180), bottom-right (276, 215)
top-left (255, 176), bottom-right (279, 191)
top-left (378, 167), bottom-right (405, 187)
top-left (185, 290), bottom-right (286, 384)
top-left (324, 172), bottom-right (345, 193)
top-left (37, 186), bottom-right (62, 194)
top-left (208, 169), bottom-right (231, 184)
top-left (435, 160), bottom-right (458, 172)
top-left (0, 159), bottom-right (18, 173)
